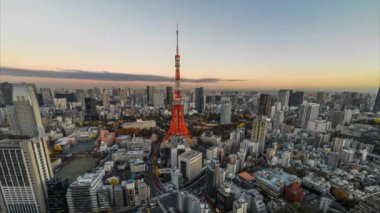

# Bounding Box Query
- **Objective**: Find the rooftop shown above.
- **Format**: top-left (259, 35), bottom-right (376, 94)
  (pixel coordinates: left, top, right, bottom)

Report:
top-left (178, 150), bottom-right (201, 160)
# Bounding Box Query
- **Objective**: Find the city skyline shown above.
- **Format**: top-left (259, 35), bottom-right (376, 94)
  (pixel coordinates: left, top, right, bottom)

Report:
top-left (1, 0), bottom-right (379, 92)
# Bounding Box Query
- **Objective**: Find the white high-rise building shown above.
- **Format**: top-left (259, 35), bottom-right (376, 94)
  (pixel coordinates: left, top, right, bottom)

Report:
top-left (220, 97), bottom-right (232, 124)
top-left (0, 137), bottom-right (53, 213)
top-left (281, 151), bottom-right (292, 168)
top-left (66, 172), bottom-right (103, 213)
top-left (178, 150), bottom-right (202, 182)
top-left (340, 149), bottom-right (355, 165)
top-left (102, 91), bottom-right (110, 110)
top-left (297, 103), bottom-right (320, 129)
top-left (233, 197), bottom-right (248, 213)
top-left (277, 89), bottom-right (290, 111)
top-left (153, 92), bottom-right (165, 107)
top-left (6, 83), bottom-right (44, 137)
top-left (274, 111), bottom-right (284, 130)
top-left (136, 179), bottom-right (150, 205)
top-left (332, 138), bottom-right (347, 152)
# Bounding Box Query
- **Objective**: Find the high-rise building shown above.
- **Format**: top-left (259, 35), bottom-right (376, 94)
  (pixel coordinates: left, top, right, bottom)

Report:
top-left (0, 82), bottom-right (13, 106)
top-left (85, 98), bottom-right (97, 121)
top-left (195, 87), bottom-right (204, 113)
top-left (340, 149), bottom-right (355, 165)
top-left (233, 197), bottom-right (248, 213)
top-left (171, 144), bottom-right (189, 168)
top-left (46, 178), bottom-right (70, 213)
top-left (66, 173), bottom-right (103, 213)
top-left (274, 111), bottom-right (284, 130)
top-left (153, 92), bottom-right (165, 107)
top-left (136, 179), bottom-right (150, 205)
top-left (125, 179), bottom-right (136, 207)
top-left (251, 118), bottom-right (269, 154)
top-left (332, 138), bottom-right (346, 152)
top-left (0, 137), bottom-right (53, 213)
top-left (316, 91), bottom-right (327, 103)
top-left (40, 88), bottom-right (54, 106)
top-left (216, 182), bottom-right (235, 212)
top-left (258, 94), bottom-right (272, 116)
top-left (102, 90), bottom-right (110, 109)
top-left (284, 182), bottom-right (304, 202)
top-left (328, 152), bottom-right (340, 169)
top-left (373, 87), bottom-right (380, 113)
top-left (97, 185), bottom-right (112, 212)
top-left (297, 103), bottom-right (320, 129)
top-left (277, 89), bottom-right (290, 111)
top-left (166, 86), bottom-right (173, 106)
top-left (75, 89), bottom-right (86, 106)
top-left (178, 150), bottom-right (202, 182)
top-left (6, 83), bottom-right (45, 137)
top-left (289, 90), bottom-right (304, 107)
top-left (146, 86), bottom-right (156, 106)
top-left (281, 151), bottom-right (292, 168)
top-left (113, 185), bottom-right (126, 208)
top-left (205, 160), bottom-right (225, 198)
top-left (220, 97), bottom-right (232, 124)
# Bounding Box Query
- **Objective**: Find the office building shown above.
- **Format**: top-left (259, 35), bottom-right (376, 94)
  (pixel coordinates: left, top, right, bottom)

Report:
top-left (102, 91), bottom-right (110, 109)
top-left (85, 98), bottom-right (97, 121)
top-left (153, 92), bottom-right (165, 107)
top-left (284, 182), bottom-right (304, 202)
top-left (281, 151), bottom-right (292, 168)
top-left (6, 83), bottom-right (45, 137)
top-left (254, 168), bottom-right (300, 198)
top-left (274, 111), bottom-right (284, 130)
top-left (171, 144), bottom-right (189, 168)
top-left (171, 168), bottom-right (184, 189)
top-left (328, 152), bottom-right (340, 169)
top-left (251, 118), bottom-right (269, 154)
top-left (125, 179), bottom-right (136, 207)
top-left (340, 149), bottom-right (355, 165)
top-left (146, 86), bottom-right (156, 106)
top-left (297, 103), bottom-right (320, 129)
top-left (166, 86), bottom-right (173, 106)
top-left (46, 178), bottom-right (70, 213)
top-left (374, 87), bottom-right (380, 113)
top-left (195, 87), bottom-right (204, 113)
top-left (332, 138), bottom-right (346, 152)
top-left (258, 94), bottom-right (272, 116)
top-left (289, 90), bottom-right (304, 107)
top-left (0, 137), bottom-right (53, 213)
top-left (40, 88), bottom-right (54, 106)
top-left (277, 89), bottom-right (290, 111)
top-left (205, 160), bottom-right (225, 198)
top-left (178, 150), bottom-right (202, 182)
top-left (97, 186), bottom-right (112, 212)
top-left (0, 82), bottom-right (13, 106)
top-left (136, 179), bottom-right (150, 205)
top-left (113, 185), bottom-right (126, 208)
top-left (216, 182), bottom-right (235, 212)
top-left (66, 173), bottom-right (103, 213)
top-left (306, 120), bottom-right (332, 133)
top-left (316, 91), bottom-right (328, 103)
top-left (220, 97), bottom-right (232, 124)
top-left (75, 89), bottom-right (86, 106)
top-left (233, 197), bottom-right (248, 213)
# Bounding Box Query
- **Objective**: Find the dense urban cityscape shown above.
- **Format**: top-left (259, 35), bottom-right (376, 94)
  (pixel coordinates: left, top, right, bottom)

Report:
top-left (1, 1), bottom-right (379, 213)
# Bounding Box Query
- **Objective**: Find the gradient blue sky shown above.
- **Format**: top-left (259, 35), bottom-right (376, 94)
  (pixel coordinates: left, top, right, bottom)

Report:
top-left (1, 0), bottom-right (379, 91)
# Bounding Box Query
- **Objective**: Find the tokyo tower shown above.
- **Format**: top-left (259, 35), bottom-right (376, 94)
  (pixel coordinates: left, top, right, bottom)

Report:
top-left (163, 26), bottom-right (192, 143)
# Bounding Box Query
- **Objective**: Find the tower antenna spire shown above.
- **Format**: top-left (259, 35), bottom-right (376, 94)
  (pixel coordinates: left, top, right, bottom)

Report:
top-left (176, 23), bottom-right (179, 55)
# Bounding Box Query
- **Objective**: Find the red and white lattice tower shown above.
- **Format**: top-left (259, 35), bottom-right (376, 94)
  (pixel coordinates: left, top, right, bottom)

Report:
top-left (163, 26), bottom-right (192, 143)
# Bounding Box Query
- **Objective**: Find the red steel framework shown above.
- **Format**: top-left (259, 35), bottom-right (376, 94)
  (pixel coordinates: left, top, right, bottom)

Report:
top-left (164, 26), bottom-right (192, 143)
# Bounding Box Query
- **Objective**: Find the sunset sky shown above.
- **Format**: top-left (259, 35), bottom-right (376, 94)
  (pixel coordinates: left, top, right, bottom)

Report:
top-left (0, 0), bottom-right (379, 91)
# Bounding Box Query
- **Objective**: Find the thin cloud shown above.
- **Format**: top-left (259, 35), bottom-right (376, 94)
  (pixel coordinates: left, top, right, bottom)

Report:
top-left (0, 67), bottom-right (245, 83)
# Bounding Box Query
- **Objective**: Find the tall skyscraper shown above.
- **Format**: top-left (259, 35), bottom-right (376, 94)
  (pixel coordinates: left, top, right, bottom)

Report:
top-left (251, 118), bottom-right (269, 154)
top-left (166, 86), bottom-right (173, 106)
top-left (75, 89), bottom-right (86, 106)
top-left (6, 83), bottom-right (44, 137)
top-left (289, 90), bottom-right (304, 107)
top-left (120, 88), bottom-right (128, 105)
top-left (233, 197), bottom-right (248, 213)
top-left (0, 82), bottom-right (13, 106)
top-left (66, 173), bottom-right (103, 213)
top-left (274, 111), bottom-right (284, 130)
top-left (220, 97), bottom-right (232, 124)
top-left (205, 159), bottom-right (225, 198)
top-left (297, 103), bottom-right (320, 129)
top-left (281, 151), bottom-right (292, 168)
top-left (195, 87), bottom-right (204, 113)
top-left (316, 91), bottom-right (327, 103)
top-left (277, 89), bottom-right (290, 111)
top-left (146, 86), bottom-right (156, 106)
top-left (102, 90), bottom-right (110, 109)
top-left (85, 98), bottom-right (97, 121)
top-left (258, 94), bottom-right (272, 116)
top-left (0, 137), bottom-right (53, 213)
top-left (373, 87), bottom-right (380, 113)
